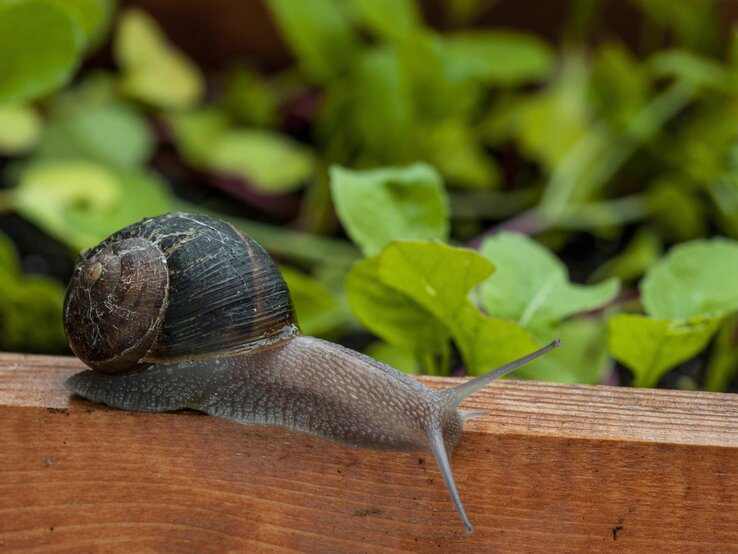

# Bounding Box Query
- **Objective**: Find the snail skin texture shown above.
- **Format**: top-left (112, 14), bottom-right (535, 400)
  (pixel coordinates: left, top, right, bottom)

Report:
top-left (63, 212), bottom-right (559, 533)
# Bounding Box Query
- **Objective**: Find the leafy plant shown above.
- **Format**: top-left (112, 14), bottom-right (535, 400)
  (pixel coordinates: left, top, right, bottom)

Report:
top-left (609, 239), bottom-right (738, 387)
top-left (1, 0), bottom-right (738, 392)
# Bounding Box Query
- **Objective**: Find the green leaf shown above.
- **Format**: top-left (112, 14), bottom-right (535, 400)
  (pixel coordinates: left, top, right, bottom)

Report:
top-left (480, 232), bottom-right (619, 337)
top-left (346, 256), bottom-right (450, 357)
top-left (0, 232), bottom-right (66, 353)
top-left (220, 66), bottom-right (280, 128)
top-left (206, 130), bottom-right (315, 193)
top-left (0, 0), bottom-right (82, 103)
top-left (364, 341), bottom-right (420, 374)
top-left (590, 44), bottom-right (648, 128)
top-left (43, 0), bottom-right (114, 50)
top-left (115, 8), bottom-right (204, 109)
top-left (265, 0), bottom-right (359, 83)
top-left (346, 47), bottom-right (414, 162)
top-left (349, 0), bottom-right (421, 40)
top-left (649, 50), bottom-right (727, 90)
top-left (36, 103), bottom-right (154, 169)
top-left (443, 30), bottom-right (554, 85)
top-left (608, 314), bottom-right (721, 388)
top-left (642, 238), bottom-right (738, 319)
top-left (279, 265), bottom-right (346, 337)
top-left (168, 110), bottom-right (314, 193)
top-left (376, 241), bottom-right (539, 373)
top-left (0, 104), bottom-right (41, 155)
top-left (514, 55), bottom-right (591, 171)
top-left (421, 120), bottom-right (500, 189)
top-left (14, 160), bottom-right (172, 251)
top-left (520, 317), bottom-right (610, 384)
top-left (166, 109), bottom-right (230, 165)
top-left (330, 164), bottom-right (449, 256)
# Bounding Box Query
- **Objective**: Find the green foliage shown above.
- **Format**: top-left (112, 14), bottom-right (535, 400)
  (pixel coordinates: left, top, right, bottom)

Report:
top-left (265, 0), bottom-right (359, 83)
top-left (609, 315), bottom-right (720, 388)
top-left (167, 109), bottom-right (315, 193)
top-left (44, 0), bottom-right (114, 50)
top-left (14, 160), bottom-right (172, 251)
top-left (279, 266), bottom-right (348, 337)
top-left (2, 0), bottom-right (738, 390)
top-left (520, 318), bottom-right (610, 384)
top-left (480, 232), bottom-right (619, 338)
top-left (0, 233), bottom-right (66, 353)
top-left (330, 164), bottom-right (448, 256)
top-left (609, 239), bottom-right (738, 387)
top-left (0, 0), bottom-right (82, 103)
top-left (443, 31), bottom-right (554, 85)
top-left (0, 104), bottom-right (41, 155)
top-left (36, 103), bottom-right (154, 169)
top-left (641, 239), bottom-right (738, 319)
top-left (115, 8), bottom-right (204, 109)
top-left (346, 241), bottom-right (538, 375)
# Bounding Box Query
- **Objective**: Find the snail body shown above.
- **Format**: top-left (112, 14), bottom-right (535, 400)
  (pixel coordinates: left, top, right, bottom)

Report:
top-left (64, 212), bottom-right (558, 533)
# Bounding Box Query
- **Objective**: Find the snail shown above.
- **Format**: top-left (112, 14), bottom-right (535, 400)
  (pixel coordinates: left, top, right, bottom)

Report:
top-left (63, 212), bottom-right (559, 533)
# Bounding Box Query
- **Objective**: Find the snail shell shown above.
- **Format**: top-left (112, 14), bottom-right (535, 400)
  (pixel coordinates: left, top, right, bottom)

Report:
top-left (63, 212), bottom-right (559, 532)
top-left (64, 213), bottom-right (298, 373)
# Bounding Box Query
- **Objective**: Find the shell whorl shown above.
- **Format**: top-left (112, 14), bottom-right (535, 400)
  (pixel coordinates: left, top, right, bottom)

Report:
top-left (64, 212), bottom-right (298, 373)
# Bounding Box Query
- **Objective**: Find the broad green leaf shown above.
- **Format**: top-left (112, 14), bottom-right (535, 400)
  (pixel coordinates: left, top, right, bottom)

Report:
top-left (608, 314), bottom-right (721, 388)
top-left (43, 0), bottom-right (114, 50)
top-left (0, 0), bottom-right (82, 103)
top-left (0, 104), bottom-right (41, 155)
top-left (280, 265), bottom-right (346, 337)
top-left (206, 130), bottom-right (315, 193)
top-left (346, 256), bottom-right (450, 356)
top-left (349, 0), bottom-right (421, 40)
top-left (36, 103), bottom-right (154, 169)
top-left (330, 164), bottom-right (448, 256)
top-left (480, 232), bottom-right (619, 337)
top-left (48, 71), bottom-right (119, 118)
top-left (14, 160), bottom-right (172, 251)
top-left (443, 30), bottom-right (554, 85)
top-left (168, 110), bottom-right (313, 193)
top-left (166, 108), bottom-right (230, 165)
top-left (642, 238), bottom-right (738, 319)
top-left (115, 8), bottom-right (204, 109)
top-left (364, 341), bottom-right (419, 374)
top-left (376, 241), bottom-right (539, 373)
top-left (265, 0), bottom-right (359, 83)
top-left (520, 317), bottom-right (610, 384)
top-left (0, 233), bottom-right (66, 353)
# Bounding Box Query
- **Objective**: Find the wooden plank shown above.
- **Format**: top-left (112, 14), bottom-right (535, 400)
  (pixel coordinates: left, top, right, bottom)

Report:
top-left (1, 352), bottom-right (737, 553)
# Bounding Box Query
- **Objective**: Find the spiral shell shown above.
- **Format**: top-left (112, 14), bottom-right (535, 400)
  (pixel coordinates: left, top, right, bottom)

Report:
top-left (64, 212), bottom-right (298, 373)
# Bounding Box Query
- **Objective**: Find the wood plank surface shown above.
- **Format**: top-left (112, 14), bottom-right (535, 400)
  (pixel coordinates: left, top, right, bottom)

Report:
top-left (1, 352), bottom-right (737, 553)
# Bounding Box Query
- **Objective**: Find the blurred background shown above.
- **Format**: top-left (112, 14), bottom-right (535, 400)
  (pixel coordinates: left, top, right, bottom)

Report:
top-left (2, 0), bottom-right (738, 391)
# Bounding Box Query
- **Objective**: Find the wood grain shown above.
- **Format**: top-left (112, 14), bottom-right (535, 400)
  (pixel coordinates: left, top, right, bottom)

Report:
top-left (1, 352), bottom-right (737, 553)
